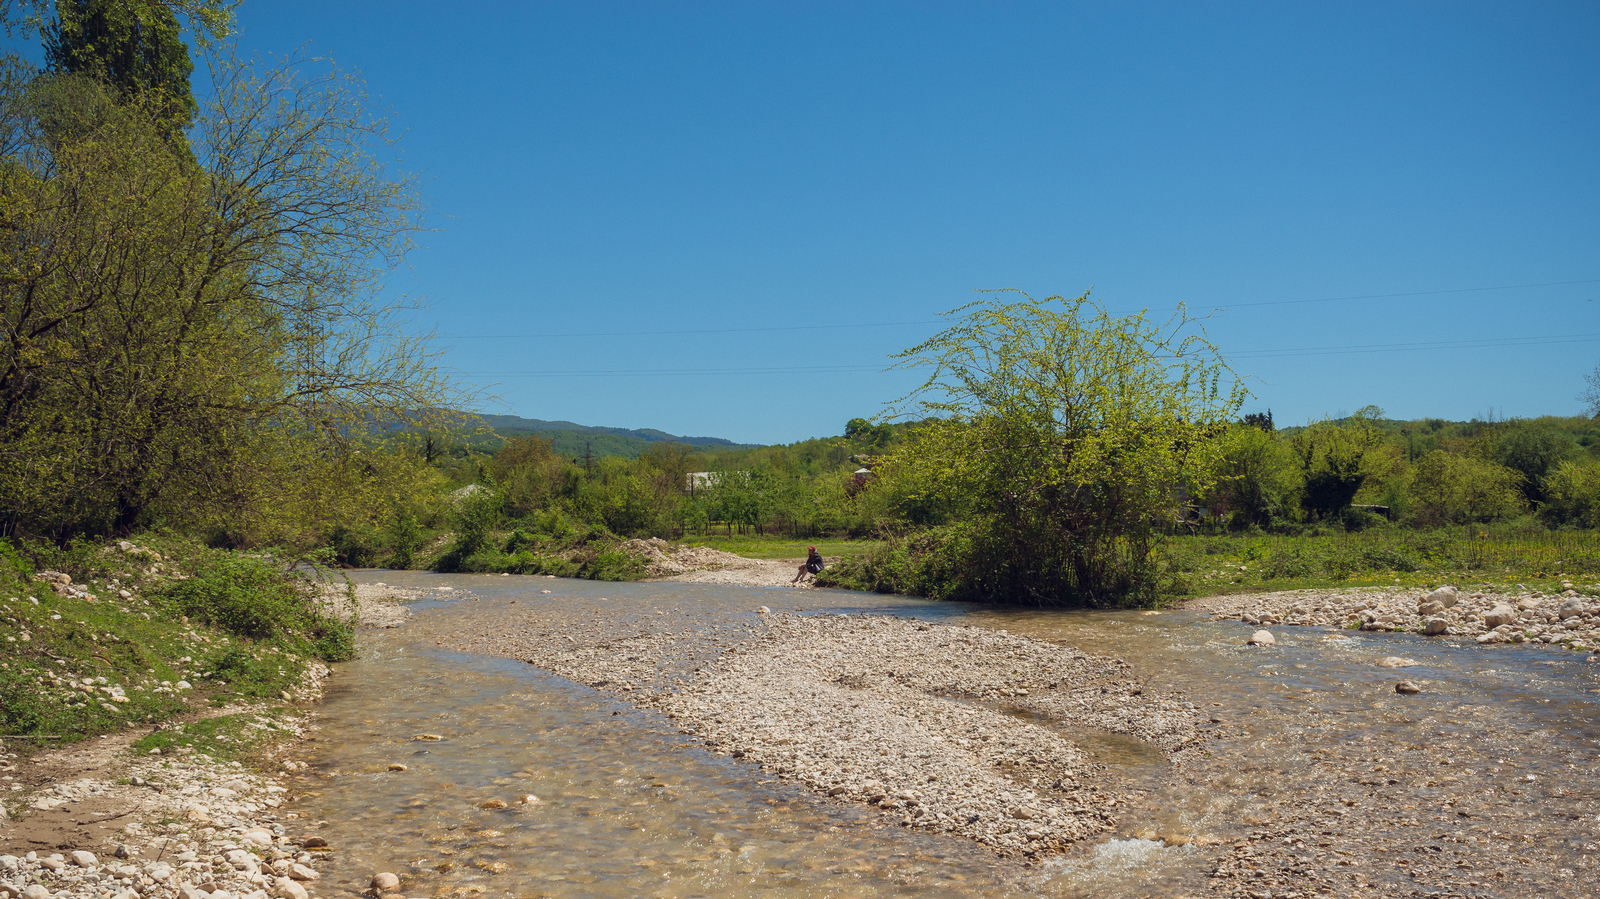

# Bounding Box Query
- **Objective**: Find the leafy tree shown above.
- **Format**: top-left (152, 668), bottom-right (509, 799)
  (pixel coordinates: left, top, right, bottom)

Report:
top-left (1540, 459), bottom-right (1600, 528)
top-left (1484, 420), bottom-right (1573, 506)
top-left (1208, 424), bottom-right (1300, 528)
top-left (1407, 450), bottom-right (1525, 526)
top-left (1, 0), bottom-right (232, 44)
top-left (43, 0), bottom-right (198, 145)
top-left (844, 416), bottom-right (892, 448)
top-left (1241, 409), bottom-right (1274, 432)
top-left (875, 290), bottom-right (1245, 606)
top-left (1290, 418), bottom-right (1384, 520)
top-left (0, 50), bottom-right (460, 543)
top-left (492, 435), bottom-right (563, 516)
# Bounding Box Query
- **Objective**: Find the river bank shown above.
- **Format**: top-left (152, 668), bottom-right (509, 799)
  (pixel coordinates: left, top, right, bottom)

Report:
top-left (0, 583), bottom-right (429, 899)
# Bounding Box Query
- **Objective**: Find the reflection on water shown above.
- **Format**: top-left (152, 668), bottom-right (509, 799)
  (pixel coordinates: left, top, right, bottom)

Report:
top-left (285, 573), bottom-right (1600, 898)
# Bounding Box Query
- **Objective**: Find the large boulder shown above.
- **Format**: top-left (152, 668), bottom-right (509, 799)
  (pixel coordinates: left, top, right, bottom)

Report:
top-left (1422, 617), bottom-right (1449, 636)
top-left (1559, 598), bottom-right (1588, 620)
top-left (1425, 586), bottom-right (1460, 609)
top-left (1482, 605), bottom-right (1517, 628)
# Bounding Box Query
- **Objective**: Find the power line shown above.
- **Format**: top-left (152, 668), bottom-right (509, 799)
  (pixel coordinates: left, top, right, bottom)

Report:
top-left (432, 277), bottom-right (1595, 340)
top-left (1215, 278), bottom-right (1600, 310)
top-left (1228, 332), bottom-right (1600, 359)
top-left (439, 320), bottom-right (940, 339)
top-left (465, 331), bottom-right (1600, 378)
top-left (468, 363), bottom-right (889, 377)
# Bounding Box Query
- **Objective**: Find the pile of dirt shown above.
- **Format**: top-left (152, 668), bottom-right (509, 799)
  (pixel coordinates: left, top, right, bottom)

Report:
top-left (618, 538), bottom-right (750, 577)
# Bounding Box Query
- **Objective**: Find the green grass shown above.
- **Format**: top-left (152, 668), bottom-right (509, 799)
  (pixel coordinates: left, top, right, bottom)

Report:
top-left (131, 711), bottom-right (297, 761)
top-left (0, 534), bottom-right (354, 755)
top-left (677, 535), bottom-right (884, 561)
top-left (1159, 527), bottom-right (1600, 598)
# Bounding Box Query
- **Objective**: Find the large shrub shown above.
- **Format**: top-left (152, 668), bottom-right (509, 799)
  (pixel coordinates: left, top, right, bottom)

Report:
top-left (870, 290), bottom-right (1244, 606)
top-left (153, 550), bottom-right (355, 661)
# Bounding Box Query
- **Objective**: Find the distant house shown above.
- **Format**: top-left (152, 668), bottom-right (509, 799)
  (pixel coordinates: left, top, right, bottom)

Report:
top-left (688, 472), bottom-right (722, 496)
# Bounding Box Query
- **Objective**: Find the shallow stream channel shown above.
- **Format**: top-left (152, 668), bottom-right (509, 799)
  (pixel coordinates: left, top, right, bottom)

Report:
top-left (284, 574), bottom-right (1600, 899)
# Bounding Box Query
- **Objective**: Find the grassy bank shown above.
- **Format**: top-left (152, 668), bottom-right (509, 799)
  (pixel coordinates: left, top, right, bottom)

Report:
top-left (0, 535), bottom-right (356, 758)
top-left (1158, 526), bottom-right (1600, 597)
top-left (816, 526), bottom-right (1600, 605)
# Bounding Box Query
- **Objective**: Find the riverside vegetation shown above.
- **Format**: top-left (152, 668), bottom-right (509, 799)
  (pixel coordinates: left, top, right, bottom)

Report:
top-left (3, 5), bottom-right (1600, 899)
top-left (5, 0), bottom-right (1600, 806)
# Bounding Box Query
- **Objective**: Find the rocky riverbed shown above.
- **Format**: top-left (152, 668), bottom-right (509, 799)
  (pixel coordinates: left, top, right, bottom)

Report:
top-left (440, 604), bottom-right (1206, 857)
top-left (1190, 581), bottom-right (1600, 651)
top-left (0, 699), bottom-right (344, 899)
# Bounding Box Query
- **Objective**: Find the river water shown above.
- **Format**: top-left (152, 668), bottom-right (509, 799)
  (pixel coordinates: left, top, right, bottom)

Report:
top-left (283, 574), bottom-right (1600, 899)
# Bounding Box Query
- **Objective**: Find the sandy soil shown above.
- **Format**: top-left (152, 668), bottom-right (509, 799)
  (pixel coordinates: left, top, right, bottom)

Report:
top-left (622, 537), bottom-right (818, 588)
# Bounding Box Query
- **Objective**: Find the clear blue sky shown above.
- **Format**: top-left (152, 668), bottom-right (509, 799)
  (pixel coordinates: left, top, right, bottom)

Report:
top-left (37, 2), bottom-right (1600, 444)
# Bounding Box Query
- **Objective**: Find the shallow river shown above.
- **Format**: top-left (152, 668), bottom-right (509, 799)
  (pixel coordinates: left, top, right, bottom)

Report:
top-left (284, 574), bottom-right (1600, 899)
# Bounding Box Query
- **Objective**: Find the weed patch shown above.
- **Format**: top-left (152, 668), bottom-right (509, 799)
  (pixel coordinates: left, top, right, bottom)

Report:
top-left (131, 711), bottom-right (295, 762)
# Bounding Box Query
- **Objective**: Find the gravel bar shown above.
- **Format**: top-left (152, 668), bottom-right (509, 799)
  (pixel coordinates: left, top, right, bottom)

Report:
top-left (443, 606), bottom-right (1205, 857)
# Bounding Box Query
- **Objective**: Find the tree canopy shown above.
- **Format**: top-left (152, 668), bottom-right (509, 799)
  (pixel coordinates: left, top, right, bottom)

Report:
top-left (43, 0), bottom-right (199, 143)
top-left (0, 46), bottom-right (460, 543)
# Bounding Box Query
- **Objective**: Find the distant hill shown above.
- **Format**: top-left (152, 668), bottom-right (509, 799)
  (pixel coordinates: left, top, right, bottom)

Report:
top-left (468, 414), bottom-right (761, 459)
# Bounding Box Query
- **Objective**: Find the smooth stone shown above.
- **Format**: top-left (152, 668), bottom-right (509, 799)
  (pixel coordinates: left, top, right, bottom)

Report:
top-left (1425, 586), bottom-right (1459, 608)
top-left (370, 873), bottom-right (400, 892)
top-left (478, 799), bottom-right (507, 810)
top-left (1247, 630), bottom-right (1275, 646)
top-left (271, 879), bottom-right (307, 899)
top-left (1422, 617), bottom-right (1449, 636)
top-left (387, 764), bottom-right (407, 772)
top-left (1395, 681), bottom-right (1423, 695)
top-left (287, 864), bottom-right (318, 882)
top-left (1483, 605), bottom-right (1517, 627)
top-left (23, 886), bottom-right (52, 899)
top-left (70, 851), bottom-right (98, 868)
top-left (1375, 657), bottom-right (1417, 668)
